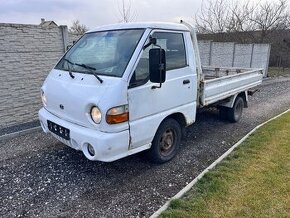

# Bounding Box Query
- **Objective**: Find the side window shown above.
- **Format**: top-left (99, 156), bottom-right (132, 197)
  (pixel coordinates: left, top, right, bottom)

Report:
top-left (153, 32), bottom-right (187, 70)
top-left (129, 32), bottom-right (187, 88)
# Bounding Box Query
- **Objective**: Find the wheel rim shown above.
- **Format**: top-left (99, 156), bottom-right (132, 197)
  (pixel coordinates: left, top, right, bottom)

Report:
top-left (159, 128), bottom-right (176, 156)
top-left (234, 100), bottom-right (243, 120)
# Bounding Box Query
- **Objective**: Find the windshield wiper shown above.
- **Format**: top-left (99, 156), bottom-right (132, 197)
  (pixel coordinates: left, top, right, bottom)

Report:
top-left (63, 58), bottom-right (75, 79)
top-left (63, 58), bottom-right (103, 83)
top-left (77, 63), bottom-right (103, 84)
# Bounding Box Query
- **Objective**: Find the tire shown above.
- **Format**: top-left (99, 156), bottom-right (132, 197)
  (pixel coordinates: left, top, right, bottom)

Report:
top-left (147, 119), bottom-right (181, 164)
top-left (228, 97), bottom-right (244, 123)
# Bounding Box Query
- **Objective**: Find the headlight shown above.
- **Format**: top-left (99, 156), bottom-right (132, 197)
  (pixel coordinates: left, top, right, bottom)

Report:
top-left (90, 106), bottom-right (102, 124)
top-left (41, 90), bottom-right (47, 107)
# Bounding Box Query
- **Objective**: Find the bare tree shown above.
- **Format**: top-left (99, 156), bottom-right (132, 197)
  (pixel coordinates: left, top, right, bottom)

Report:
top-left (250, 0), bottom-right (290, 42)
top-left (69, 20), bottom-right (89, 35)
top-left (195, 0), bottom-right (290, 42)
top-left (117, 0), bottom-right (136, 23)
top-left (195, 0), bottom-right (231, 33)
top-left (227, 1), bottom-right (254, 32)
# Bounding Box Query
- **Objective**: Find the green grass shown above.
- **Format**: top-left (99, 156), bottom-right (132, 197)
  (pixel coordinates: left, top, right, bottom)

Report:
top-left (268, 67), bottom-right (290, 77)
top-left (161, 112), bottom-right (290, 218)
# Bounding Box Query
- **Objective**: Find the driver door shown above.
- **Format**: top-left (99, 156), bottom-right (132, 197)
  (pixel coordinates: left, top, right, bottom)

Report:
top-left (128, 30), bottom-right (196, 149)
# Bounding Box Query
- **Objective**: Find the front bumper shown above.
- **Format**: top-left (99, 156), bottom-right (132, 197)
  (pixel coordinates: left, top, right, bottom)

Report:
top-left (39, 108), bottom-right (130, 162)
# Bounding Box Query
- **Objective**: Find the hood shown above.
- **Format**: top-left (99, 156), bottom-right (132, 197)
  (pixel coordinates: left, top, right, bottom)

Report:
top-left (42, 69), bottom-right (122, 128)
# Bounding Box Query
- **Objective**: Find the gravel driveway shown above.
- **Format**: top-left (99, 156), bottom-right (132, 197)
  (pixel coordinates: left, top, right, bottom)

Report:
top-left (1, 77), bottom-right (290, 218)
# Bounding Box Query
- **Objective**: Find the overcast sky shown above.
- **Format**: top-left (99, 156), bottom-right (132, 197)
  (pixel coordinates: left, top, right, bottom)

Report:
top-left (0, 0), bottom-right (279, 29)
top-left (0, 0), bottom-right (202, 28)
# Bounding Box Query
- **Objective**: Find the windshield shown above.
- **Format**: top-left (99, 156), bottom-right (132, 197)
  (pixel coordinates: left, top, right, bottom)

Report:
top-left (55, 29), bottom-right (145, 77)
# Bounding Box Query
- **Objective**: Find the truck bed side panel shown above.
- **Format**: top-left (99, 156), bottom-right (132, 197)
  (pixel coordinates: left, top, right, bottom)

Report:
top-left (200, 69), bottom-right (263, 106)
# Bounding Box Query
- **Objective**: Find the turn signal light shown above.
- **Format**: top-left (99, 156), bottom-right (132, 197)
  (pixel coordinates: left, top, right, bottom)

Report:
top-left (106, 105), bottom-right (129, 124)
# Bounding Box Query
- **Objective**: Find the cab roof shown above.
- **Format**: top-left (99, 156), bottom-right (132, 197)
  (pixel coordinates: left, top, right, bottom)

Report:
top-left (87, 22), bottom-right (190, 33)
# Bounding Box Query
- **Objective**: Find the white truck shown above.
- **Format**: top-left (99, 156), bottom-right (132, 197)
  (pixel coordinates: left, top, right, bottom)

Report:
top-left (39, 21), bottom-right (263, 163)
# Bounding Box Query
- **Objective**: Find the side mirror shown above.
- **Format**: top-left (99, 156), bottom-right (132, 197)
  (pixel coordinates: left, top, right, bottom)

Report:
top-left (149, 48), bottom-right (166, 88)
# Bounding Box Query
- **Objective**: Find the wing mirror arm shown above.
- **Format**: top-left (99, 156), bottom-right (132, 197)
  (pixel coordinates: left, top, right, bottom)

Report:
top-left (143, 36), bottom-right (157, 50)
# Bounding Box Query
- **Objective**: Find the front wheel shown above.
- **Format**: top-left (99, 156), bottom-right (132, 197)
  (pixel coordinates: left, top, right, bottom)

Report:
top-left (147, 119), bottom-right (181, 163)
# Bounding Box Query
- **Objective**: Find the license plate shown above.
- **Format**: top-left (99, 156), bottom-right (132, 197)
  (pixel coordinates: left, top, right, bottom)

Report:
top-left (47, 120), bottom-right (70, 140)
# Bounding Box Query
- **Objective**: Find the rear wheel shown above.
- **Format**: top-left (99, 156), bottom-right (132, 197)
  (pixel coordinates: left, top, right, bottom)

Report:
top-left (147, 119), bottom-right (181, 163)
top-left (228, 97), bottom-right (244, 122)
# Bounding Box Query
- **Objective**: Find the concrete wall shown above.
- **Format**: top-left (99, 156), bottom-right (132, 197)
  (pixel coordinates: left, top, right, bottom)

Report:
top-left (198, 30), bottom-right (290, 68)
top-left (0, 23), bottom-right (68, 129)
top-left (233, 44), bottom-right (253, 67)
top-left (251, 44), bottom-right (271, 73)
top-left (198, 40), bottom-right (211, 66)
top-left (211, 42), bottom-right (235, 67)
top-left (197, 40), bottom-right (270, 76)
top-left (68, 33), bottom-right (83, 46)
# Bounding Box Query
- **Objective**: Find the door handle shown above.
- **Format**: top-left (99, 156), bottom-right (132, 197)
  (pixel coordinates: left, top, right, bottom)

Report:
top-left (183, 79), bottom-right (190, 85)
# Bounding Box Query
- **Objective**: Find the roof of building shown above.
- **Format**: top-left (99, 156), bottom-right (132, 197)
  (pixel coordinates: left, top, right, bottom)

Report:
top-left (40, 19), bottom-right (58, 27)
